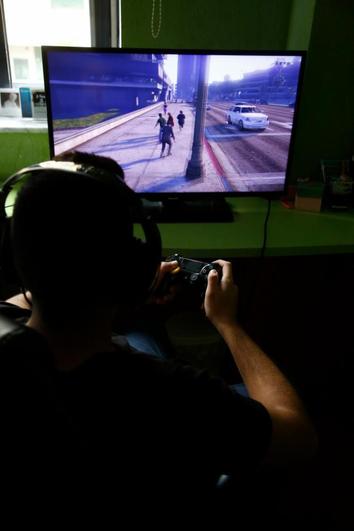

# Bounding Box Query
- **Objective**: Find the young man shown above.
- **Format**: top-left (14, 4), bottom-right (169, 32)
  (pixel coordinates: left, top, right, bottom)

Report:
top-left (160, 122), bottom-right (175, 157)
top-left (154, 112), bottom-right (166, 142)
top-left (1, 151), bottom-right (317, 521)
top-left (177, 109), bottom-right (186, 130)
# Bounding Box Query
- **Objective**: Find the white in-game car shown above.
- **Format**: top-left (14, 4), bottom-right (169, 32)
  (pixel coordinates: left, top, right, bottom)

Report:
top-left (226, 104), bottom-right (269, 130)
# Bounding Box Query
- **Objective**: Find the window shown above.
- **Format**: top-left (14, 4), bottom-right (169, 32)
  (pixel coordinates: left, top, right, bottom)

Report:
top-left (13, 58), bottom-right (29, 80)
top-left (3, 0), bottom-right (91, 86)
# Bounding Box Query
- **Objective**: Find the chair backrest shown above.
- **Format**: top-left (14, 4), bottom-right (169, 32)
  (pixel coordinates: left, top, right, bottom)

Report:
top-left (0, 314), bottom-right (54, 433)
top-left (0, 314), bottom-right (86, 487)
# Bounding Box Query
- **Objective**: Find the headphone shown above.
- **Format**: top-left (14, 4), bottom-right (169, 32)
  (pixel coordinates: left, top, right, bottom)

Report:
top-left (0, 159), bottom-right (162, 304)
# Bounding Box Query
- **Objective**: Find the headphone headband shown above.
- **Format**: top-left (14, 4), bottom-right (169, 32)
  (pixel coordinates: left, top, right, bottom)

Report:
top-left (1, 160), bottom-right (135, 200)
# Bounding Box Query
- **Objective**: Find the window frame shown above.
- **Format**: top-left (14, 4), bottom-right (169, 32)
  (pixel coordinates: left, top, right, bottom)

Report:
top-left (0, 0), bottom-right (121, 89)
top-left (90, 0), bottom-right (120, 48)
top-left (0, 0), bottom-right (11, 87)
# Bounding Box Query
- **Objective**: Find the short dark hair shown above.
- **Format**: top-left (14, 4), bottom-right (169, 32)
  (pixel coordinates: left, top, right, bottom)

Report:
top-left (11, 152), bottom-right (135, 321)
top-left (55, 150), bottom-right (125, 181)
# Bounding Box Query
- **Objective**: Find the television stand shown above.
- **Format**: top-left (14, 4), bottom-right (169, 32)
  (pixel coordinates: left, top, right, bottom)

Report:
top-left (141, 197), bottom-right (234, 222)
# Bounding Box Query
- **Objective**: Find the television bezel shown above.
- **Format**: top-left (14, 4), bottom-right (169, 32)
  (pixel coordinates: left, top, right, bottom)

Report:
top-left (42, 46), bottom-right (306, 201)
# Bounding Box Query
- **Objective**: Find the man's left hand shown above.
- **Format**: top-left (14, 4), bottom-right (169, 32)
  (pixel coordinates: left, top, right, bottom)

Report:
top-left (148, 260), bottom-right (180, 305)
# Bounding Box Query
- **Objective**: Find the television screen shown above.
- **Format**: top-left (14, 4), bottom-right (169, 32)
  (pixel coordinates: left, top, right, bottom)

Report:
top-left (42, 47), bottom-right (305, 196)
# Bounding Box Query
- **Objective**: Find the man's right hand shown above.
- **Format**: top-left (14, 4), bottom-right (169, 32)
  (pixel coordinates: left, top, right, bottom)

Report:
top-left (204, 260), bottom-right (238, 331)
top-left (205, 261), bottom-right (318, 465)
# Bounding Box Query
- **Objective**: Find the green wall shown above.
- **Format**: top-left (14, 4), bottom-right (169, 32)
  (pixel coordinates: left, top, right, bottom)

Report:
top-left (121, 0), bottom-right (295, 50)
top-left (0, 131), bottom-right (49, 183)
top-left (290, 0), bottom-right (354, 181)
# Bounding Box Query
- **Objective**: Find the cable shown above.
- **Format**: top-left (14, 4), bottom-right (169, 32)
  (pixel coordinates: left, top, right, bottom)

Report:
top-left (260, 198), bottom-right (272, 259)
top-left (239, 197), bottom-right (272, 321)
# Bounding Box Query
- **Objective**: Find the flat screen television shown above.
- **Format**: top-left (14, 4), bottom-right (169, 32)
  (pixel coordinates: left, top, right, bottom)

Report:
top-left (42, 47), bottom-right (305, 220)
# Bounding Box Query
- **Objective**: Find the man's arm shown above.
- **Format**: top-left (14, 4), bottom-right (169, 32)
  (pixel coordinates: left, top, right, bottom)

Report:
top-left (204, 261), bottom-right (318, 464)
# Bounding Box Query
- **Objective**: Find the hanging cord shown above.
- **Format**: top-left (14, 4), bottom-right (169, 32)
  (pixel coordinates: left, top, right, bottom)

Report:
top-left (151, 0), bottom-right (162, 39)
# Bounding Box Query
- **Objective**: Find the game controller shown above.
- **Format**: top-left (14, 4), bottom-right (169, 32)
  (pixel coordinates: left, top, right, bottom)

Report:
top-left (162, 253), bottom-right (222, 298)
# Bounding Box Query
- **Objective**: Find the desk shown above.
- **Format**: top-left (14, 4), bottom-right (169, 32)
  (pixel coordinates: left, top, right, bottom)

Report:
top-left (137, 198), bottom-right (354, 258)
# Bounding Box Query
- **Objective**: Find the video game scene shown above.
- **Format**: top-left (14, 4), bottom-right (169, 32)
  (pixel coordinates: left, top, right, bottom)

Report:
top-left (46, 50), bottom-right (303, 193)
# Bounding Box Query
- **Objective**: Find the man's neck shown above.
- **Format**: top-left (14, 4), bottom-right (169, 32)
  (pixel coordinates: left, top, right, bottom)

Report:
top-left (27, 307), bottom-right (116, 371)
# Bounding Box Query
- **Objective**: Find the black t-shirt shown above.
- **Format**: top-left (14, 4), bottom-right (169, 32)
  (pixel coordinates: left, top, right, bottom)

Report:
top-left (0, 302), bottom-right (272, 514)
